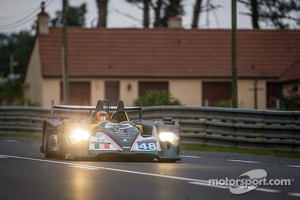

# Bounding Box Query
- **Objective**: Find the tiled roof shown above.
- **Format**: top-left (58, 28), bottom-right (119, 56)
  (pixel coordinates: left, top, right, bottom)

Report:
top-left (38, 28), bottom-right (300, 79)
top-left (279, 59), bottom-right (300, 82)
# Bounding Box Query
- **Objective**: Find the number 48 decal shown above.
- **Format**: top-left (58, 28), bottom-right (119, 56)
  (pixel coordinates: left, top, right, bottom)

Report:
top-left (138, 142), bottom-right (157, 150)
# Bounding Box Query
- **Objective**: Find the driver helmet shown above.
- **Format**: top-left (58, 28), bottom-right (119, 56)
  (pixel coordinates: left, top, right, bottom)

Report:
top-left (96, 111), bottom-right (109, 121)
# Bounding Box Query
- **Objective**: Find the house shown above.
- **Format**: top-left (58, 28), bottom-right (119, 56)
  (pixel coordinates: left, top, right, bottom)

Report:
top-left (24, 5), bottom-right (300, 109)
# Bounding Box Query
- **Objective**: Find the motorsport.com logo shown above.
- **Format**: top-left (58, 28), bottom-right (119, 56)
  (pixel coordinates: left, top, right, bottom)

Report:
top-left (208, 169), bottom-right (293, 194)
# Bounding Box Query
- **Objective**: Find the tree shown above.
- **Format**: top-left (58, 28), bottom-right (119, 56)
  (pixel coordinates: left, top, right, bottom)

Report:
top-left (191, 0), bottom-right (221, 28)
top-left (238, 0), bottom-right (260, 28)
top-left (126, 0), bottom-right (150, 28)
top-left (152, 0), bottom-right (163, 27)
top-left (51, 3), bottom-right (87, 27)
top-left (0, 78), bottom-right (23, 106)
top-left (0, 31), bottom-right (34, 77)
top-left (96, 0), bottom-right (108, 27)
top-left (143, 0), bottom-right (150, 27)
top-left (133, 90), bottom-right (182, 106)
top-left (126, 0), bottom-right (184, 27)
top-left (161, 0), bottom-right (184, 27)
top-left (238, 0), bottom-right (300, 29)
top-left (192, 0), bottom-right (203, 28)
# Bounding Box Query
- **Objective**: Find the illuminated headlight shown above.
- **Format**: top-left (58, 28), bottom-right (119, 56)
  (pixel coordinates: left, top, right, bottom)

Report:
top-left (159, 132), bottom-right (179, 145)
top-left (70, 129), bottom-right (90, 142)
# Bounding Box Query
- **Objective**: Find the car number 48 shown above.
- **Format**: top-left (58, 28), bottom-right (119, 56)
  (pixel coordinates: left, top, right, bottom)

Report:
top-left (138, 142), bottom-right (157, 150)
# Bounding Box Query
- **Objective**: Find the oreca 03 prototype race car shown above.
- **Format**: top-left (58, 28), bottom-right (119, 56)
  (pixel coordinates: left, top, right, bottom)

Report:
top-left (40, 100), bottom-right (181, 162)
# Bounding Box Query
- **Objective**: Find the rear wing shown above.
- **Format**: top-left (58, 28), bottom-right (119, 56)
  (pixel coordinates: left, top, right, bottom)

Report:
top-left (50, 100), bottom-right (142, 120)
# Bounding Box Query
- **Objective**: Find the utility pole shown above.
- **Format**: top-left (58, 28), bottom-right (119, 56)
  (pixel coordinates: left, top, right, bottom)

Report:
top-left (62, 0), bottom-right (69, 104)
top-left (231, 0), bottom-right (238, 108)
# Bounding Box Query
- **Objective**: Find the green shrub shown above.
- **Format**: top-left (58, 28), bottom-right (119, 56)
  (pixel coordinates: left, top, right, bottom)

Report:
top-left (217, 99), bottom-right (232, 108)
top-left (133, 90), bottom-right (182, 106)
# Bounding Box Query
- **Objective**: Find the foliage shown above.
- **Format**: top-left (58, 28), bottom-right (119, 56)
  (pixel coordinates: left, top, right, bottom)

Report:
top-left (283, 89), bottom-right (300, 110)
top-left (51, 3), bottom-right (87, 27)
top-left (0, 78), bottom-right (23, 105)
top-left (217, 100), bottom-right (232, 108)
top-left (0, 31), bottom-right (34, 77)
top-left (238, 0), bottom-right (300, 29)
top-left (160, 0), bottom-right (184, 27)
top-left (126, 0), bottom-right (184, 27)
top-left (133, 90), bottom-right (182, 106)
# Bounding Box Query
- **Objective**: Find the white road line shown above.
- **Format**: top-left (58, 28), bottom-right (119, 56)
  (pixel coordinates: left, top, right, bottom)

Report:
top-left (254, 187), bottom-right (280, 193)
top-left (2, 140), bottom-right (19, 143)
top-left (226, 159), bottom-right (260, 164)
top-left (0, 154), bottom-right (288, 195)
top-left (0, 154), bottom-right (209, 184)
top-left (287, 165), bottom-right (300, 168)
top-left (0, 155), bottom-right (9, 158)
top-left (182, 155), bottom-right (205, 159)
top-left (287, 192), bottom-right (300, 197)
top-left (182, 155), bottom-right (261, 164)
top-left (189, 181), bottom-right (280, 193)
top-left (189, 181), bottom-right (229, 189)
top-left (70, 165), bottom-right (100, 170)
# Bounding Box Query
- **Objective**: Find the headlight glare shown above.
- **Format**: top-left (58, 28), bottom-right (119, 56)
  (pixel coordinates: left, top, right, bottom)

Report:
top-left (70, 129), bottom-right (90, 142)
top-left (159, 131), bottom-right (179, 145)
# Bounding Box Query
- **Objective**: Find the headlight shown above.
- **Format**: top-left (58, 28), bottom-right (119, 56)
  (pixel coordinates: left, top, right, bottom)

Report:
top-left (70, 129), bottom-right (90, 142)
top-left (159, 131), bottom-right (179, 145)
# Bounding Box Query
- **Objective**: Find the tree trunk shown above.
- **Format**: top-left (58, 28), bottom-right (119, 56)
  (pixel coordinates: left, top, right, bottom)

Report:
top-left (192, 0), bottom-right (202, 28)
top-left (96, 0), bottom-right (108, 27)
top-left (153, 0), bottom-right (162, 27)
top-left (143, 0), bottom-right (150, 28)
top-left (251, 0), bottom-right (260, 29)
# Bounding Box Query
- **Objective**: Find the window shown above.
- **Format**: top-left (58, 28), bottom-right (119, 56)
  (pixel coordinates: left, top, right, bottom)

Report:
top-left (202, 82), bottom-right (231, 107)
top-left (267, 82), bottom-right (280, 109)
top-left (138, 81), bottom-right (168, 97)
top-left (105, 81), bottom-right (119, 105)
top-left (60, 82), bottom-right (91, 105)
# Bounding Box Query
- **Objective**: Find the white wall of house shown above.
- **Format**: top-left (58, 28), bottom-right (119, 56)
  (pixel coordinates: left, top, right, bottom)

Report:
top-left (90, 78), bottom-right (138, 106)
top-left (238, 79), bottom-right (266, 109)
top-left (91, 79), bottom-right (104, 105)
top-left (42, 78), bottom-right (60, 107)
top-left (120, 79), bottom-right (138, 106)
top-left (170, 79), bottom-right (201, 106)
top-left (24, 40), bottom-right (43, 106)
top-left (36, 76), bottom-right (272, 110)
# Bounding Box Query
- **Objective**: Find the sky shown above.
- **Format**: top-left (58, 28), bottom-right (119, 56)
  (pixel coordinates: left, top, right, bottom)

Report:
top-left (0, 0), bottom-right (254, 34)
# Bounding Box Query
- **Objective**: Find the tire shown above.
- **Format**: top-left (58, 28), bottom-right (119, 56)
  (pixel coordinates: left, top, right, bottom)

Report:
top-left (40, 122), bottom-right (46, 153)
top-left (158, 158), bottom-right (180, 163)
top-left (41, 121), bottom-right (52, 158)
top-left (60, 121), bottom-right (70, 159)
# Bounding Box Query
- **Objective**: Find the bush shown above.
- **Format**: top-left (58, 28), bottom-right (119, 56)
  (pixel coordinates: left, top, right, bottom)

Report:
top-left (217, 100), bottom-right (232, 108)
top-left (133, 90), bottom-right (182, 106)
top-left (0, 78), bottom-right (23, 105)
top-left (284, 94), bottom-right (300, 110)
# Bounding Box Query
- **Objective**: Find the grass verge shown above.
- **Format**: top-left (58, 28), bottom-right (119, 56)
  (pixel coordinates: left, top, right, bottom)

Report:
top-left (181, 143), bottom-right (300, 158)
top-left (0, 133), bottom-right (41, 140)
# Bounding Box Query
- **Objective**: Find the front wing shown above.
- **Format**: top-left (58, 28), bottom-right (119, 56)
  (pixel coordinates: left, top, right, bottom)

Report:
top-left (64, 129), bottom-right (181, 162)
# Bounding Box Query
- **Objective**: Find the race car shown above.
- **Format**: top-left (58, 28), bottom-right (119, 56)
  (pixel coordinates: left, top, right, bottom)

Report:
top-left (40, 100), bottom-right (181, 162)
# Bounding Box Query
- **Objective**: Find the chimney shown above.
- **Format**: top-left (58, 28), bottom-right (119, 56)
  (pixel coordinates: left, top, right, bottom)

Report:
top-left (167, 17), bottom-right (182, 29)
top-left (37, 2), bottom-right (49, 34)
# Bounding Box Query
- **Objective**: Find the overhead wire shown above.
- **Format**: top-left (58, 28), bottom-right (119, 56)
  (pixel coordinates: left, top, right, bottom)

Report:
top-left (0, 0), bottom-right (54, 30)
top-left (110, 6), bottom-right (142, 23)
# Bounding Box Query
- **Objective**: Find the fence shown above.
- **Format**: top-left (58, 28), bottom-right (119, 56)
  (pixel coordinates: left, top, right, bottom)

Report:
top-left (0, 106), bottom-right (299, 150)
